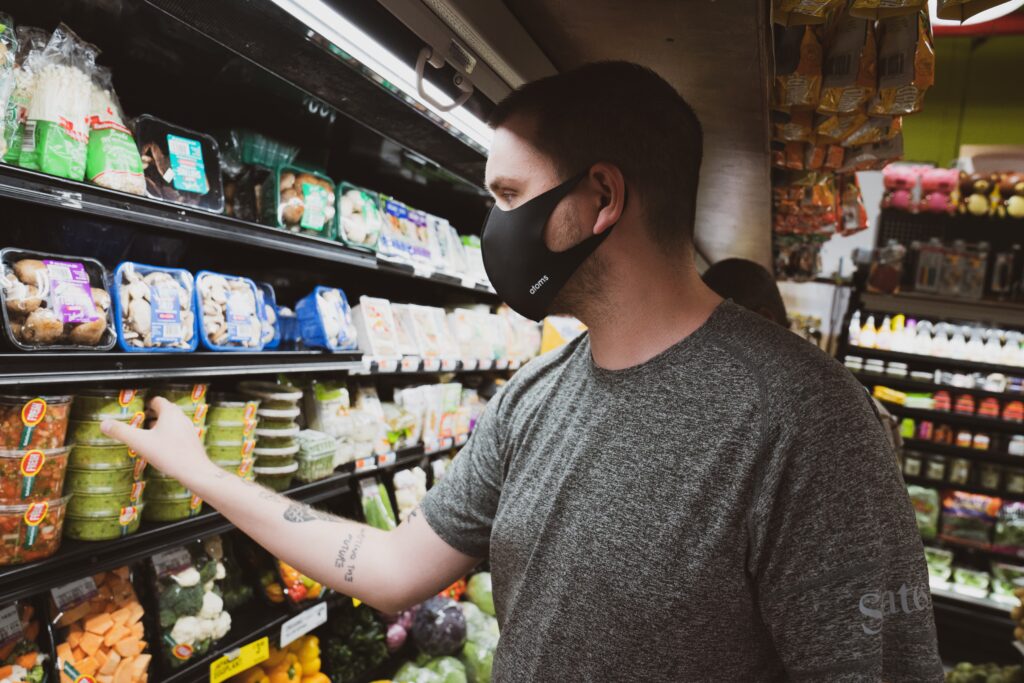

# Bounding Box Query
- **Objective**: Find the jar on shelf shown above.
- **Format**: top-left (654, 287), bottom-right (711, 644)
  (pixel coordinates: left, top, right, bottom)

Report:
top-left (979, 463), bottom-right (1003, 491)
top-left (949, 458), bottom-right (972, 486)
top-left (903, 452), bottom-right (923, 478)
top-left (1006, 468), bottom-right (1024, 495)
top-left (1010, 436), bottom-right (1024, 457)
top-left (954, 394), bottom-right (975, 415)
top-left (973, 433), bottom-right (991, 451)
top-left (900, 418), bottom-right (916, 440)
top-left (925, 456), bottom-right (947, 482)
top-left (918, 421), bottom-right (934, 441)
top-left (934, 391), bottom-right (952, 412)
top-left (978, 397), bottom-right (1000, 418)
top-left (955, 429), bottom-right (973, 448)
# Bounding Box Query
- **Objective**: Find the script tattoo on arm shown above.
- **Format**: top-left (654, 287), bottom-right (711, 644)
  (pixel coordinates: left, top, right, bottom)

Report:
top-left (334, 527), bottom-right (366, 582)
top-left (282, 503), bottom-right (340, 524)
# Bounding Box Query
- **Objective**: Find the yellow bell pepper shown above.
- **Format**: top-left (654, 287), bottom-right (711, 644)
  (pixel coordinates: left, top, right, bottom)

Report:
top-left (301, 674), bottom-right (330, 683)
top-left (263, 646), bottom-right (288, 668)
top-left (264, 583), bottom-right (285, 604)
top-left (268, 654), bottom-right (302, 683)
top-left (235, 667), bottom-right (269, 683)
top-left (296, 638), bottom-right (320, 673)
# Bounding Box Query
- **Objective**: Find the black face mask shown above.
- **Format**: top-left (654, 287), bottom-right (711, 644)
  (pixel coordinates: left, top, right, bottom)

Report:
top-left (481, 171), bottom-right (615, 322)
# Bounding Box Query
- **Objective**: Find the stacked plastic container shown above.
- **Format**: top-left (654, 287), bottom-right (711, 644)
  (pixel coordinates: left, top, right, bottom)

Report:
top-left (239, 382), bottom-right (303, 491)
top-left (295, 429), bottom-right (336, 483)
top-left (142, 383), bottom-right (208, 522)
top-left (0, 394), bottom-right (73, 563)
top-left (64, 389), bottom-right (146, 539)
top-left (204, 393), bottom-right (260, 481)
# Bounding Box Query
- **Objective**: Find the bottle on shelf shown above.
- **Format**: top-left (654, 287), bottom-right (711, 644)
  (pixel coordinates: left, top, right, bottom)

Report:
top-left (848, 310), bottom-right (861, 347)
top-left (916, 238), bottom-right (944, 293)
top-left (931, 323), bottom-right (951, 358)
top-left (948, 326), bottom-right (967, 360)
top-left (914, 320), bottom-right (934, 356)
top-left (876, 315), bottom-right (893, 350)
top-left (861, 315), bottom-right (878, 349)
top-left (966, 327), bottom-right (986, 363)
top-left (991, 247), bottom-right (1016, 300)
top-left (985, 329), bottom-right (1005, 365)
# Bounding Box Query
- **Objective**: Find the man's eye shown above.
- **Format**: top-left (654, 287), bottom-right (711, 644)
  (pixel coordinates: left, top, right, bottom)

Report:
top-left (501, 192), bottom-right (516, 204)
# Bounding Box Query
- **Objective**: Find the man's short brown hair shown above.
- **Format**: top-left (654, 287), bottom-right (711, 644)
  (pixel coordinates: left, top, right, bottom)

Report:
top-left (488, 61), bottom-right (704, 249)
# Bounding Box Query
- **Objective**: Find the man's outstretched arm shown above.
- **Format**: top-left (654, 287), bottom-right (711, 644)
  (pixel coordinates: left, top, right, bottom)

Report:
top-left (103, 398), bottom-right (479, 614)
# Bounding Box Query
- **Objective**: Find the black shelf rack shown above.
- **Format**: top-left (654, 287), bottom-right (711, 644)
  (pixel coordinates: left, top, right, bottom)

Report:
top-left (901, 439), bottom-right (1024, 468)
top-left (884, 404), bottom-right (1024, 435)
top-left (851, 372), bottom-right (1022, 403)
top-left (847, 347), bottom-right (1024, 377)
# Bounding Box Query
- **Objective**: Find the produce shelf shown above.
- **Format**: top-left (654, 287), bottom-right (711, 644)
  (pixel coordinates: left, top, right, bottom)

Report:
top-left (0, 471), bottom-right (353, 605)
top-left (902, 439), bottom-right (1024, 468)
top-left (884, 403), bottom-right (1024, 435)
top-left (861, 291), bottom-right (1024, 330)
top-left (902, 474), bottom-right (1023, 501)
top-left (930, 584), bottom-right (1014, 615)
top-left (0, 165), bottom-right (496, 299)
top-left (852, 372), bottom-right (1022, 403)
top-left (846, 347), bottom-right (1024, 377)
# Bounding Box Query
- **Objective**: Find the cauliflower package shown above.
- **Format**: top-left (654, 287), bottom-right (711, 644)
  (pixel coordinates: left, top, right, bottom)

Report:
top-left (150, 537), bottom-right (232, 668)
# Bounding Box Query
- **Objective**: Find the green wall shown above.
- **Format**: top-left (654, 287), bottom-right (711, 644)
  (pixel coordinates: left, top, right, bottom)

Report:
top-left (902, 35), bottom-right (1024, 167)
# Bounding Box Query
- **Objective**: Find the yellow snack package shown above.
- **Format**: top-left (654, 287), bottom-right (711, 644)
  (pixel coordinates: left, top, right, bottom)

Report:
top-left (814, 111), bottom-right (869, 144)
top-left (774, 25), bottom-right (823, 110)
top-left (775, 0), bottom-right (845, 25)
top-left (842, 115), bottom-right (902, 147)
top-left (850, 0), bottom-right (926, 18)
top-left (773, 109), bottom-right (815, 142)
top-left (869, 11), bottom-right (935, 116)
top-left (817, 10), bottom-right (877, 114)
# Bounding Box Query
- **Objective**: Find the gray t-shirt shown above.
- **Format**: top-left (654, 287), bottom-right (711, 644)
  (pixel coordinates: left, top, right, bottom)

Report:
top-left (422, 301), bottom-right (942, 682)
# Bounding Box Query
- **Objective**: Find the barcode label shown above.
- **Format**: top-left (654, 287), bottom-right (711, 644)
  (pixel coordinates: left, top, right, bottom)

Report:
top-left (879, 54), bottom-right (905, 78)
top-left (0, 604), bottom-right (23, 647)
top-left (51, 576), bottom-right (98, 612)
top-left (152, 547), bottom-right (193, 578)
top-left (824, 55), bottom-right (851, 78)
top-left (20, 121), bottom-right (36, 153)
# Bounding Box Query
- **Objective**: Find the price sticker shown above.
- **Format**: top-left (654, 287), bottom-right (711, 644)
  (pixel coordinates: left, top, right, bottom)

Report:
top-left (460, 275), bottom-right (477, 289)
top-left (280, 602), bottom-right (328, 649)
top-left (441, 437), bottom-right (454, 451)
top-left (376, 452), bottom-right (396, 468)
top-left (455, 433), bottom-right (469, 447)
top-left (400, 356), bottom-right (421, 373)
top-left (209, 637), bottom-right (269, 683)
top-left (51, 576), bottom-right (98, 613)
top-left (424, 439), bottom-right (440, 455)
top-left (0, 604), bottom-right (23, 647)
top-left (152, 547), bottom-right (193, 578)
top-left (423, 358), bottom-right (441, 372)
top-left (495, 359), bottom-right (509, 370)
top-left (441, 358), bottom-right (458, 372)
top-left (354, 457), bottom-right (375, 473)
top-left (378, 358), bottom-right (399, 373)
top-left (479, 359), bottom-right (493, 371)
top-left (462, 359), bottom-right (478, 371)
top-left (509, 359), bottom-right (522, 370)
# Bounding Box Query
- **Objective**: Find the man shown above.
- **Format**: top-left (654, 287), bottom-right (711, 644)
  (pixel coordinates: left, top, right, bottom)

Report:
top-left (703, 258), bottom-right (903, 453)
top-left (104, 62), bottom-right (942, 681)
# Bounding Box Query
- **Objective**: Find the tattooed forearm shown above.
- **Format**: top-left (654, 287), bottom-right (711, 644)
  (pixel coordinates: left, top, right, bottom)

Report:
top-left (333, 528), bottom-right (366, 583)
top-left (406, 507), bottom-right (420, 522)
top-left (282, 503), bottom-right (340, 524)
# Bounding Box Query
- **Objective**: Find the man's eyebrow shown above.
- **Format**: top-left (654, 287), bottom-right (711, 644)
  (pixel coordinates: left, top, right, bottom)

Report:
top-left (486, 176), bottom-right (518, 194)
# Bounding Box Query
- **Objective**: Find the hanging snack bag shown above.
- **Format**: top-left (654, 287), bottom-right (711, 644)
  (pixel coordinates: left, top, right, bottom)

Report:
top-left (837, 173), bottom-right (869, 235)
top-left (337, 182), bottom-right (383, 252)
top-left (851, 0), bottom-right (926, 17)
top-left (17, 24), bottom-right (97, 181)
top-left (194, 271), bottom-right (263, 351)
top-left (2, 26), bottom-right (48, 165)
top-left (940, 490), bottom-right (1001, 546)
top-left (360, 477), bottom-right (397, 531)
top-left (50, 567), bottom-right (151, 683)
top-left (0, 249), bottom-right (116, 351)
top-left (869, 11), bottom-right (934, 116)
top-left (262, 166), bottom-right (337, 237)
top-left (113, 262), bottom-right (197, 352)
top-left (773, 25), bottom-right (823, 111)
top-left (842, 115), bottom-right (901, 147)
top-left (0, 600), bottom-right (49, 683)
top-left (772, 109), bottom-right (815, 143)
top-left (817, 10), bottom-right (876, 114)
top-left (134, 114), bottom-right (224, 213)
top-left (295, 286), bottom-right (359, 352)
top-left (85, 66), bottom-right (145, 195)
top-left (0, 15), bottom-right (17, 160)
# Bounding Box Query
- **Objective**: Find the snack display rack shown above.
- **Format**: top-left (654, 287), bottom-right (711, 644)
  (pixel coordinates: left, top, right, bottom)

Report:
top-left (0, 2), bottom-right (516, 681)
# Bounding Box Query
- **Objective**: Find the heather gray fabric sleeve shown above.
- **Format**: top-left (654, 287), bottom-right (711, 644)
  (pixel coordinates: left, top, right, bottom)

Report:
top-left (420, 388), bottom-right (507, 559)
top-left (749, 367), bottom-right (943, 682)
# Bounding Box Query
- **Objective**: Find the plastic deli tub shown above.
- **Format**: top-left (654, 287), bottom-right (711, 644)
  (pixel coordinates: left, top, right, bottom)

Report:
top-left (261, 165), bottom-right (337, 237)
top-left (255, 281), bottom-right (282, 350)
top-left (72, 388), bottom-right (146, 420)
top-left (194, 271), bottom-right (264, 351)
top-left (65, 503), bottom-right (143, 541)
top-left (0, 447), bottom-right (70, 502)
top-left (0, 495), bottom-right (71, 565)
top-left (0, 394), bottom-right (73, 449)
top-left (134, 114), bottom-right (225, 213)
top-left (254, 462), bottom-right (298, 492)
top-left (113, 262), bottom-right (198, 352)
top-left (0, 248), bottom-right (117, 351)
top-left (336, 182), bottom-right (382, 253)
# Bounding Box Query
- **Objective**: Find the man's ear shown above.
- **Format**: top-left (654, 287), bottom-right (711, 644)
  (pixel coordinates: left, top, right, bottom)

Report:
top-left (587, 163), bottom-right (626, 236)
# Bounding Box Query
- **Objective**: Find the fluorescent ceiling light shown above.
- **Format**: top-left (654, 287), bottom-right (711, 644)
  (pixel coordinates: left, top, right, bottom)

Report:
top-left (929, 0), bottom-right (1024, 25)
top-left (269, 0), bottom-right (493, 152)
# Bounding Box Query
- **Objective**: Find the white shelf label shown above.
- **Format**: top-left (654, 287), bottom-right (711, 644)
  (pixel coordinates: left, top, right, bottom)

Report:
top-left (460, 276), bottom-right (477, 289)
top-left (441, 437), bottom-right (454, 451)
top-left (354, 457), bottom-right (375, 473)
top-left (377, 452), bottom-right (397, 467)
top-left (152, 547), bottom-right (194, 578)
top-left (0, 605), bottom-right (23, 646)
top-left (424, 439), bottom-right (440, 455)
top-left (495, 359), bottom-right (509, 370)
top-left (455, 433), bottom-right (469, 446)
top-left (462, 359), bottom-right (478, 371)
top-left (441, 358), bottom-right (458, 372)
top-left (479, 359), bottom-right (493, 371)
top-left (400, 356), bottom-right (421, 372)
top-left (509, 359), bottom-right (522, 370)
top-left (377, 358), bottom-right (399, 373)
top-left (423, 358), bottom-right (441, 372)
top-left (280, 602), bottom-right (328, 649)
top-left (51, 576), bottom-right (98, 612)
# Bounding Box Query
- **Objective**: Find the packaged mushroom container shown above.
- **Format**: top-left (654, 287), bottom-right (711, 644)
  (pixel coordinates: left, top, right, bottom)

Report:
top-left (113, 262), bottom-right (197, 352)
top-left (295, 286), bottom-right (359, 352)
top-left (336, 182), bottom-right (382, 252)
top-left (0, 248), bottom-right (116, 351)
top-left (255, 281), bottom-right (281, 350)
top-left (194, 271), bottom-right (264, 352)
top-left (261, 165), bottom-right (337, 238)
top-left (134, 114), bottom-right (225, 213)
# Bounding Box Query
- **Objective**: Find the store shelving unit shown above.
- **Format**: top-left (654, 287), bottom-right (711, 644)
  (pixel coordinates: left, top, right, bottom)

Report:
top-left (901, 439), bottom-right (1024, 468)
top-left (851, 372), bottom-right (1019, 403)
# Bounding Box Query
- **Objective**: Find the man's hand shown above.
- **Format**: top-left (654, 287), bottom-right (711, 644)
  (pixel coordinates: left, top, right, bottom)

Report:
top-left (100, 397), bottom-right (215, 485)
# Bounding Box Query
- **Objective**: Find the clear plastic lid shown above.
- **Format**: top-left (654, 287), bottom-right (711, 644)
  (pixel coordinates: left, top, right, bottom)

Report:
top-left (0, 445), bottom-right (71, 458)
top-left (254, 424), bottom-right (300, 438)
top-left (254, 462), bottom-right (298, 475)
top-left (238, 381), bottom-right (303, 402)
top-left (0, 494), bottom-right (72, 514)
top-left (253, 444), bottom-right (300, 457)
top-left (0, 394), bottom-right (73, 405)
top-left (257, 407), bottom-right (301, 420)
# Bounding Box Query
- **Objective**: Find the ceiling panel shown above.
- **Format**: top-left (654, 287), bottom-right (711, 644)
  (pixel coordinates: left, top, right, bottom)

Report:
top-left (502, 0), bottom-right (773, 266)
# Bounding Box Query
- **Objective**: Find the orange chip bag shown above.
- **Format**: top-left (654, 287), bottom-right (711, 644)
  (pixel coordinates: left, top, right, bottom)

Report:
top-left (837, 173), bottom-right (869, 235)
top-left (843, 115), bottom-right (902, 147)
top-left (850, 0), bottom-right (926, 18)
top-left (870, 11), bottom-right (934, 116)
top-left (775, 0), bottom-right (845, 25)
top-left (773, 109), bottom-right (815, 142)
top-left (818, 10), bottom-right (877, 114)
top-left (774, 26), bottom-right (823, 110)
top-left (814, 111), bottom-right (869, 144)
top-left (824, 145), bottom-right (845, 170)
top-left (839, 133), bottom-right (904, 172)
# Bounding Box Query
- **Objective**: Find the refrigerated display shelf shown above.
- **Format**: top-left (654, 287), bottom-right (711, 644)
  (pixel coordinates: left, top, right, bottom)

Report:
top-left (861, 291), bottom-right (1024, 330)
top-left (852, 372), bottom-right (1023, 403)
top-left (0, 165), bottom-right (495, 298)
top-left (930, 584), bottom-right (1014, 615)
top-left (902, 439), bottom-right (1024, 467)
top-left (846, 347), bottom-right (1024, 377)
top-left (884, 403), bottom-right (1024, 434)
top-left (902, 474), bottom-right (1022, 501)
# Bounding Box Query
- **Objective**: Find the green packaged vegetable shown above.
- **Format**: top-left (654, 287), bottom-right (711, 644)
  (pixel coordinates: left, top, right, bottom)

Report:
top-left (360, 477), bottom-right (396, 531)
top-left (906, 485), bottom-right (939, 540)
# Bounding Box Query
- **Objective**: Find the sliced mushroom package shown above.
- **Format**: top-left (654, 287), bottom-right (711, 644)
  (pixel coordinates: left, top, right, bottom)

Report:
top-left (113, 262), bottom-right (197, 352)
top-left (194, 271), bottom-right (264, 351)
top-left (336, 181), bottom-right (382, 252)
top-left (0, 248), bottom-right (116, 350)
top-left (261, 165), bottom-right (337, 237)
top-left (133, 114), bottom-right (224, 213)
top-left (295, 285), bottom-right (359, 352)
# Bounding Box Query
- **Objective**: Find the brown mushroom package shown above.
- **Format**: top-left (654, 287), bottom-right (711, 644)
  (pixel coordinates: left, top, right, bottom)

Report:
top-left (0, 248), bottom-right (116, 350)
top-left (133, 114), bottom-right (224, 214)
top-left (261, 166), bottom-right (337, 237)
